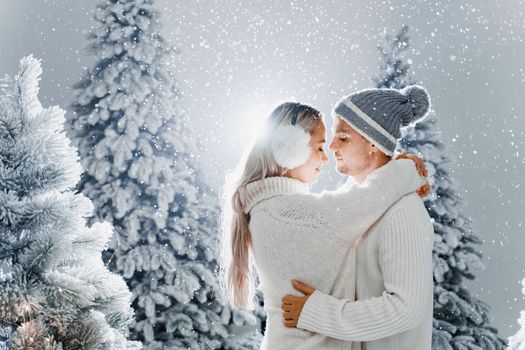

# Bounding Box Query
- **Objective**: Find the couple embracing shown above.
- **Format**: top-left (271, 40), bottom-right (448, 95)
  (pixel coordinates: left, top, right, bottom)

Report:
top-left (221, 86), bottom-right (434, 350)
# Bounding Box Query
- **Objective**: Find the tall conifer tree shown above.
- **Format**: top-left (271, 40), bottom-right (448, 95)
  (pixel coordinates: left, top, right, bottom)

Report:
top-left (66, 1), bottom-right (260, 348)
top-left (0, 55), bottom-right (138, 350)
top-left (374, 26), bottom-right (506, 350)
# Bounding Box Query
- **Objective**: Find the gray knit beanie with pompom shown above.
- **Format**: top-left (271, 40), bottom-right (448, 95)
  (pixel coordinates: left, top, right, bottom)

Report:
top-left (332, 85), bottom-right (431, 156)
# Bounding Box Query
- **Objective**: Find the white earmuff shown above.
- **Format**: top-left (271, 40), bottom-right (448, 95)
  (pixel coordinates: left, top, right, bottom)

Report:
top-left (271, 125), bottom-right (311, 169)
top-left (271, 104), bottom-right (312, 169)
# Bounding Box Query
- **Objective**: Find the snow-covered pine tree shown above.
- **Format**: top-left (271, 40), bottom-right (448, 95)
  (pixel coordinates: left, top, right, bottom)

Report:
top-left (0, 55), bottom-right (140, 350)
top-left (374, 25), bottom-right (415, 89)
top-left (373, 26), bottom-right (506, 350)
top-left (507, 278), bottom-right (525, 349)
top-left (65, 0), bottom-right (260, 349)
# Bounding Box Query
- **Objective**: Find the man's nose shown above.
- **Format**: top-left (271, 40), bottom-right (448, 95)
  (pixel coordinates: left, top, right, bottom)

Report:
top-left (329, 138), bottom-right (337, 151)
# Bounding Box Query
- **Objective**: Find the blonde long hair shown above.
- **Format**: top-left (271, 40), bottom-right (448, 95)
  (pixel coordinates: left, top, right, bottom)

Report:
top-left (220, 102), bottom-right (322, 309)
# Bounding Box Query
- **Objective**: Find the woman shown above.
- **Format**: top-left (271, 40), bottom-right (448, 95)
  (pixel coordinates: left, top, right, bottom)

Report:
top-left (221, 102), bottom-right (427, 349)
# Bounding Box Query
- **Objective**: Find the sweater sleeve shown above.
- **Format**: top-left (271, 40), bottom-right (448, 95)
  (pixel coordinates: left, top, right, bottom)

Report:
top-left (296, 206), bottom-right (434, 341)
top-left (309, 159), bottom-right (425, 242)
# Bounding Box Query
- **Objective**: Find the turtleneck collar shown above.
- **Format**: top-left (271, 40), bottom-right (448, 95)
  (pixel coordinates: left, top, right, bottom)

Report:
top-left (241, 176), bottom-right (310, 214)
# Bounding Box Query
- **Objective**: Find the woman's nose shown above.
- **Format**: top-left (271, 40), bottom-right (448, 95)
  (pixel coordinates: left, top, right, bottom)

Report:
top-left (321, 151), bottom-right (329, 163)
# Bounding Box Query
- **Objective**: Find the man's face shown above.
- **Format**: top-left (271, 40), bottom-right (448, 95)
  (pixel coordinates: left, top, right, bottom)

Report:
top-left (328, 117), bottom-right (374, 179)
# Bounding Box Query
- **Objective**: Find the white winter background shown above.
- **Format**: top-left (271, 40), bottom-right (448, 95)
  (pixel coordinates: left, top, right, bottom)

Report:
top-left (1, 0), bottom-right (523, 339)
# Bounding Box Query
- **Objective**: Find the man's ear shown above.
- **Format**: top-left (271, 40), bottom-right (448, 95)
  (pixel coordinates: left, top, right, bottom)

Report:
top-left (370, 144), bottom-right (378, 153)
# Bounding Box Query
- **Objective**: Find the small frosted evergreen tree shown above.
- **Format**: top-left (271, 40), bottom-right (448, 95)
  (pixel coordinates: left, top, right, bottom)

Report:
top-left (374, 25), bottom-right (415, 89)
top-left (0, 56), bottom-right (139, 350)
top-left (507, 278), bottom-right (525, 350)
top-left (374, 26), bottom-right (506, 350)
top-left (66, 0), bottom-right (260, 349)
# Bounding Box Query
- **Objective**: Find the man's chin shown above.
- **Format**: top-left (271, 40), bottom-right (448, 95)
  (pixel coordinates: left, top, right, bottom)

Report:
top-left (335, 164), bottom-right (349, 175)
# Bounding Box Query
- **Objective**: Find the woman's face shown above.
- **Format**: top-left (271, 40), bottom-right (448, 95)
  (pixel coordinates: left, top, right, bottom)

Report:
top-left (285, 119), bottom-right (329, 184)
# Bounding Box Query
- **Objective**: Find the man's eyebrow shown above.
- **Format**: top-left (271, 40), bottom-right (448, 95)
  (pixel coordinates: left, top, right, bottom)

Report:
top-left (333, 127), bottom-right (350, 133)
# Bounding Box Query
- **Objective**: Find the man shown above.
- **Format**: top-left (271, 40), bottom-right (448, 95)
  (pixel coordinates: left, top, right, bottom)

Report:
top-left (281, 85), bottom-right (434, 349)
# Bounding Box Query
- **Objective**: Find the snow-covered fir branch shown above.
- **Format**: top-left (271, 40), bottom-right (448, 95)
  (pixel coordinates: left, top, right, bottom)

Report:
top-left (0, 55), bottom-right (140, 350)
top-left (507, 278), bottom-right (525, 350)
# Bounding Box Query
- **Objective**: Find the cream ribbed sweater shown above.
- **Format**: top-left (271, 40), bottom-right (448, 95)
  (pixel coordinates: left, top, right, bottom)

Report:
top-left (242, 159), bottom-right (425, 350)
top-left (297, 192), bottom-right (434, 350)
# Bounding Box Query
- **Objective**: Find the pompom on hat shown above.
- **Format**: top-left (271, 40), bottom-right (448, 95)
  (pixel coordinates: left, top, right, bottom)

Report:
top-left (400, 85), bottom-right (431, 125)
top-left (332, 85), bottom-right (431, 156)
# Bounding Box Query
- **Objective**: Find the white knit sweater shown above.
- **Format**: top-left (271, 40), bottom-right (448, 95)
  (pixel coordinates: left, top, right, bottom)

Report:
top-left (242, 159), bottom-right (425, 350)
top-left (296, 192), bottom-right (434, 350)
